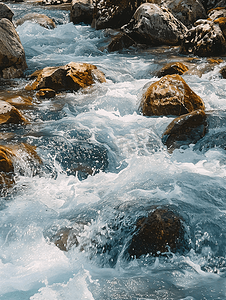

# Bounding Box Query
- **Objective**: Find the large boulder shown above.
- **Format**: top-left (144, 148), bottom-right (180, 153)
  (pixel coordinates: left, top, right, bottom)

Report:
top-left (70, 0), bottom-right (94, 24)
top-left (26, 62), bottom-right (106, 92)
top-left (156, 62), bottom-right (188, 77)
top-left (162, 109), bottom-right (207, 151)
top-left (0, 100), bottom-right (27, 125)
top-left (15, 13), bottom-right (56, 29)
top-left (92, 0), bottom-right (144, 30)
top-left (0, 18), bottom-right (27, 78)
top-left (140, 74), bottom-right (205, 116)
top-left (160, 0), bottom-right (207, 28)
top-left (180, 19), bottom-right (226, 56)
top-left (127, 208), bottom-right (189, 257)
top-left (122, 3), bottom-right (188, 46)
top-left (0, 3), bottom-right (14, 22)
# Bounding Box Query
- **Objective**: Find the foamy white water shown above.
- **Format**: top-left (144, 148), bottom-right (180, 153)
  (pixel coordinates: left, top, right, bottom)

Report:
top-left (1, 3), bottom-right (226, 299)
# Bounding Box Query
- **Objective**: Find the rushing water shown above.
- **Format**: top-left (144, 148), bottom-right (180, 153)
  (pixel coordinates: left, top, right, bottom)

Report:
top-left (1, 3), bottom-right (226, 299)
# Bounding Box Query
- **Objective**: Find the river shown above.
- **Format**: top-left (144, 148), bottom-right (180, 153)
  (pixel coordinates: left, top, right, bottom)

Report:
top-left (1, 2), bottom-right (226, 299)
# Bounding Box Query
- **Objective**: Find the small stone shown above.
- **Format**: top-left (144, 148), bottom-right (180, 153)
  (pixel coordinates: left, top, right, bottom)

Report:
top-left (36, 88), bottom-right (56, 99)
top-left (156, 62), bottom-right (188, 77)
top-left (0, 100), bottom-right (27, 125)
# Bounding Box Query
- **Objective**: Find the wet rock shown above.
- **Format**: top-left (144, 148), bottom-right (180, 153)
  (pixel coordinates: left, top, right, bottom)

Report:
top-left (0, 92), bottom-right (33, 109)
top-left (26, 62), bottom-right (106, 92)
top-left (15, 13), bottom-right (56, 29)
top-left (0, 100), bottom-right (27, 125)
top-left (92, 0), bottom-right (143, 30)
top-left (156, 62), bottom-right (188, 77)
top-left (214, 17), bottom-right (226, 37)
top-left (162, 109), bottom-right (207, 151)
top-left (220, 65), bottom-right (226, 77)
top-left (0, 18), bottom-right (27, 77)
top-left (180, 19), bottom-right (226, 56)
top-left (42, 0), bottom-right (71, 5)
top-left (2, 66), bottom-right (24, 79)
top-left (160, 0), bottom-right (207, 28)
top-left (140, 74), bottom-right (205, 116)
top-left (70, 0), bottom-right (93, 24)
top-left (122, 3), bottom-right (187, 46)
top-left (127, 208), bottom-right (189, 257)
top-left (0, 3), bottom-right (14, 22)
top-left (36, 88), bottom-right (56, 99)
top-left (107, 32), bottom-right (136, 52)
top-left (208, 6), bottom-right (226, 20)
top-left (54, 227), bottom-right (79, 251)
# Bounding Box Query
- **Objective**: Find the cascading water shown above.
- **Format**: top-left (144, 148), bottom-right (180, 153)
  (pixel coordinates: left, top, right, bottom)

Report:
top-left (1, 3), bottom-right (226, 299)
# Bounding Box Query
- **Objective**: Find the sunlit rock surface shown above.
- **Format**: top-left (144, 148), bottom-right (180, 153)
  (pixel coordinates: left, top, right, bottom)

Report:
top-left (140, 74), bottom-right (205, 116)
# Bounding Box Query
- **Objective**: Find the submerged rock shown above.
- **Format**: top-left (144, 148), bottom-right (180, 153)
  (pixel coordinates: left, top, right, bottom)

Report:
top-left (15, 13), bottom-right (56, 29)
top-left (70, 0), bottom-right (93, 24)
top-left (92, 0), bottom-right (143, 30)
top-left (127, 208), bottom-right (189, 257)
top-left (54, 227), bottom-right (79, 251)
top-left (0, 3), bottom-right (14, 22)
top-left (180, 19), bottom-right (226, 56)
top-left (0, 18), bottom-right (27, 78)
top-left (122, 3), bottom-right (187, 46)
top-left (140, 74), bottom-right (205, 116)
top-left (156, 62), bottom-right (188, 77)
top-left (26, 62), bottom-right (106, 92)
top-left (0, 100), bottom-right (27, 125)
top-left (162, 109), bottom-right (207, 151)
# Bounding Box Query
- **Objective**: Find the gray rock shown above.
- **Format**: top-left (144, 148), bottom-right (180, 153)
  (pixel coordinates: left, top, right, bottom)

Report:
top-left (0, 3), bottom-right (14, 22)
top-left (70, 0), bottom-right (93, 24)
top-left (122, 3), bottom-right (188, 46)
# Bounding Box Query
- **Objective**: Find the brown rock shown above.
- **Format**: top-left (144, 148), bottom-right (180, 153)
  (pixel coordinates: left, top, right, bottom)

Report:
top-left (220, 65), bottom-right (226, 77)
top-left (0, 91), bottom-right (33, 109)
top-left (70, 0), bottom-right (93, 24)
top-left (0, 146), bottom-right (14, 173)
top-left (162, 109), bottom-right (207, 151)
top-left (0, 18), bottom-right (27, 75)
top-left (0, 100), bottom-right (27, 125)
top-left (26, 62), bottom-right (106, 92)
top-left (0, 3), bottom-right (14, 22)
top-left (127, 208), bottom-right (189, 257)
top-left (36, 88), bottom-right (56, 99)
top-left (2, 66), bottom-right (24, 79)
top-left (122, 3), bottom-right (188, 46)
top-left (54, 228), bottom-right (79, 251)
top-left (180, 19), bottom-right (226, 56)
top-left (141, 74), bottom-right (205, 116)
top-left (107, 32), bottom-right (136, 52)
top-left (15, 13), bottom-right (56, 29)
top-left (156, 62), bottom-right (188, 77)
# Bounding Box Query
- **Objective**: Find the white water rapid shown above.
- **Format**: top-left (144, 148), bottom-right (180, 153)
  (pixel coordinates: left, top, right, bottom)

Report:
top-left (1, 3), bottom-right (226, 299)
